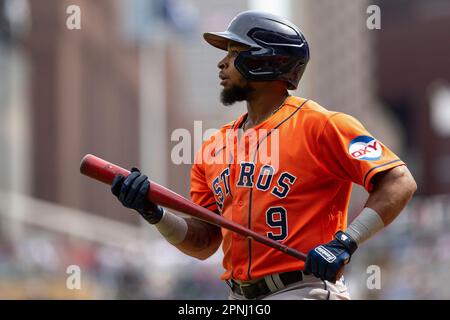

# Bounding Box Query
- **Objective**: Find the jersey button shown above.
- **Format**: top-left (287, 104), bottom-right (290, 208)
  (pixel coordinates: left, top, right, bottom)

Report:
top-left (238, 200), bottom-right (244, 206)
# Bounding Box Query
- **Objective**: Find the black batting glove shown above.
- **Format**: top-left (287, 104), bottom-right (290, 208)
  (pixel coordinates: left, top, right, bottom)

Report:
top-left (304, 231), bottom-right (357, 283)
top-left (111, 167), bottom-right (163, 224)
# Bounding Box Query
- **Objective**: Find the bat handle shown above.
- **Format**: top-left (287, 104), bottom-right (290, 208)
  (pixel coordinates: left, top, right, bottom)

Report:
top-left (284, 246), bottom-right (307, 261)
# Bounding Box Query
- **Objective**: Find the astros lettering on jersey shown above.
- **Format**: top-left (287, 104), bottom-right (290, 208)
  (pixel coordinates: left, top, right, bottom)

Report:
top-left (190, 96), bottom-right (404, 281)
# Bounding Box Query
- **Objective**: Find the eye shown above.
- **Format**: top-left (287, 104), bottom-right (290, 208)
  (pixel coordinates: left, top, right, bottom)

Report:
top-left (229, 50), bottom-right (239, 58)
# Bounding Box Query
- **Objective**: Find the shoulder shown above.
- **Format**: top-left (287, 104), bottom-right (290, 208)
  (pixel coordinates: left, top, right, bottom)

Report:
top-left (287, 97), bottom-right (339, 134)
top-left (283, 96), bottom-right (337, 123)
top-left (283, 97), bottom-right (368, 144)
top-left (293, 98), bottom-right (363, 131)
top-left (300, 99), bottom-right (338, 122)
top-left (221, 118), bottom-right (239, 129)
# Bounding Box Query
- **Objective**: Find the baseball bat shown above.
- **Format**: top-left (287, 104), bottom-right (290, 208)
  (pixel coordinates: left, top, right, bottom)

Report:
top-left (80, 154), bottom-right (306, 261)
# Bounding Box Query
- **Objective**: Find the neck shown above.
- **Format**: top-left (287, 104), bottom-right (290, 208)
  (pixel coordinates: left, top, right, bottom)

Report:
top-left (244, 87), bottom-right (289, 129)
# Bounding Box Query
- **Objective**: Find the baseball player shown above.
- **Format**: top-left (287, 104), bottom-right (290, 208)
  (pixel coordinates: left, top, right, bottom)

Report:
top-left (110, 11), bottom-right (417, 300)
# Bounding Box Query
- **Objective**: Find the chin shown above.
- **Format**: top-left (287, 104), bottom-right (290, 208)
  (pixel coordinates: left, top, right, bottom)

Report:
top-left (220, 89), bottom-right (244, 106)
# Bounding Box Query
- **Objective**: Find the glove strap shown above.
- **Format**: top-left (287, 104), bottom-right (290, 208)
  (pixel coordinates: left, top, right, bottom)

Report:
top-left (140, 206), bottom-right (164, 224)
top-left (335, 231), bottom-right (358, 255)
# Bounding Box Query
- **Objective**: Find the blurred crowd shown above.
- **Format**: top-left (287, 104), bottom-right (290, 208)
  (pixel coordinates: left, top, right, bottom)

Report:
top-left (0, 225), bottom-right (228, 299)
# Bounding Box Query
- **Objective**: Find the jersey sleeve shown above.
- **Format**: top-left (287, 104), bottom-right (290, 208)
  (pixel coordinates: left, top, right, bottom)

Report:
top-left (190, 148), bottom-right (219, 212)
top-left (317, 113), bottom-right (406, 192)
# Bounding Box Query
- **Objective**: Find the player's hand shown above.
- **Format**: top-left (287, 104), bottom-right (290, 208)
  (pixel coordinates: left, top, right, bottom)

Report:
top-left (111, 167), bottom-right (163, 224)
top-left (304, 231), bottom-right (357, 283)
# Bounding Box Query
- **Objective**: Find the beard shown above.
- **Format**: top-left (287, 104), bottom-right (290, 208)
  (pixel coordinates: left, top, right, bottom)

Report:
top-left (220, 83), bottom-right (254, 106)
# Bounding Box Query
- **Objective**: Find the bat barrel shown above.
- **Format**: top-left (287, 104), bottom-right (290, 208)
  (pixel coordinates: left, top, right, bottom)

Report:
top-left (80, 154), bottom-right (130, 185)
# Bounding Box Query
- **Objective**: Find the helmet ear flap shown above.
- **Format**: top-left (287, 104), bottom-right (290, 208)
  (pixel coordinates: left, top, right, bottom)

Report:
top-left (240, 56), bottom-right (266, 71)
top-left (235, 51), bottom-right (291, 79)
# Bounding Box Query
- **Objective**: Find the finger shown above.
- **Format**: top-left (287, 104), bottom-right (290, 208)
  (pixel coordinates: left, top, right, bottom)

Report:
top-left (131, 167), bottom-right (141, 173)
top-left (124, 174), bottom-right (148, 207)
top-left (318, 260), bottom-right (327, 281)
top-left (135, 180), bottom-right (150, 208)
top-left (303, 250), bottom-right (314, 275)
top-left (119, 171), bottom-right (140, 203)
top-left (335, 265), bottom-right (346, 283)
top-left (303, 260), bottom-right (311, 275)
top-left (310, 253), bottom-right (319, 278)
top-left (111, 175), bottom-right (125, 197)
top-left (325, 264), bottom-right (338, 283)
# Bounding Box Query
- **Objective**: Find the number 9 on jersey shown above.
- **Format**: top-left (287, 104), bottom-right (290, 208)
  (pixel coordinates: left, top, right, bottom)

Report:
top-left (266, 207), bottom-right (288, 241)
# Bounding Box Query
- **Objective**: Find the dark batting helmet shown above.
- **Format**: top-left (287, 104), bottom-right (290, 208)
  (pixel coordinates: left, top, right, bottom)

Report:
top-left (204, 11), bottom-right (310, 90)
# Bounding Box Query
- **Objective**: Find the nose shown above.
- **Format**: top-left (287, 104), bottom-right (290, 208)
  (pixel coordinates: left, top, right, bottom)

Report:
top-left (217, 55), bottom-right (228, 69)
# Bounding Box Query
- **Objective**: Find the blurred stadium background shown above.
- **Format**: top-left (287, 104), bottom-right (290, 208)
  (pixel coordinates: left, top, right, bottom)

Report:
top-left (0, 0), bottom-right (449, 299)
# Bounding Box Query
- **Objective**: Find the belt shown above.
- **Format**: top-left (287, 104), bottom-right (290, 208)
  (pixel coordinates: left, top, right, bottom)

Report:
top-left (230, 270), bottom-right (304, 299)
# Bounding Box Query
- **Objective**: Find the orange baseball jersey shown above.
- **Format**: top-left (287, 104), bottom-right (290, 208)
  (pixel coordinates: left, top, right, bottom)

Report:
top-left (190, 96), bottom-right (405, 281)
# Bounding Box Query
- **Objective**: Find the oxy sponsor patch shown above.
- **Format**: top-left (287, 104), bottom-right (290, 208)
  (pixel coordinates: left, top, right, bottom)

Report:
top-left (348, 136), bottom-right (382, 160)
